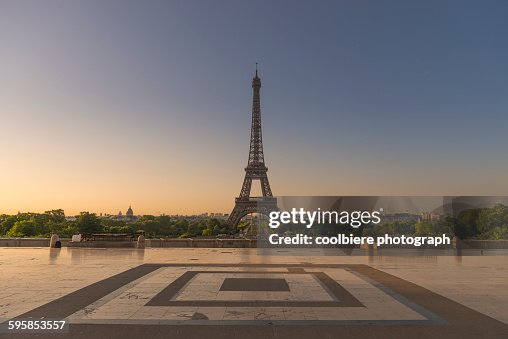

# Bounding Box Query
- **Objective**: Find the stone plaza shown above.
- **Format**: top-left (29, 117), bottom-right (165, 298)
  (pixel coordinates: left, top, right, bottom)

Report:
top-left (0, 247), bottom-right (507, 338)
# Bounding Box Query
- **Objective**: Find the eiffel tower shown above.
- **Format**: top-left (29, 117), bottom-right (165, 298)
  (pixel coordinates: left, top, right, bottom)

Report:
top-left (228, 65), bottom-right (277, 230)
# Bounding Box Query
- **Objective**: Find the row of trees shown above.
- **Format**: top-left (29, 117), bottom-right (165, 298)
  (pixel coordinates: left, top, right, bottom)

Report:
top-left (362, 219), bottom-right (454, 238)
top-left (0, 210), bottom-right (229, 238)
top-left (453, 203), bottom-right (508, 239)
top-left (265, 204), bottom-right (508, 240)
top-left (2, 204), bottom-right (508, 239)
top-left (363, 204), bottom-right (508, 239)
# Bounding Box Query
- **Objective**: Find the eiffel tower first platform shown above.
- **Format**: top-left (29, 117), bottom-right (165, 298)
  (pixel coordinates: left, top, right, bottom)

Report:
top-left (228, 65), bottom-right (277, 230)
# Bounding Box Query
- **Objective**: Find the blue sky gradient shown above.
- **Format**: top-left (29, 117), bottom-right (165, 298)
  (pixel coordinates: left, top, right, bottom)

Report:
top-left (1, 0), bottom-right (507, 214)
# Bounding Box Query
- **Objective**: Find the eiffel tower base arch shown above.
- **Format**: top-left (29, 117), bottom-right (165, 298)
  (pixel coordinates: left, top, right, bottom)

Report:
top-left (227, 198), bottom-right (278, 231)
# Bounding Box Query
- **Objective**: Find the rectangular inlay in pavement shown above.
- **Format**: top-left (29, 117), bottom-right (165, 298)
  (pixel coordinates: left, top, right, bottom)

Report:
top-left (220, 278), bottom-right (290, 291)
top-left (146, 270), bottom-right (363, 307)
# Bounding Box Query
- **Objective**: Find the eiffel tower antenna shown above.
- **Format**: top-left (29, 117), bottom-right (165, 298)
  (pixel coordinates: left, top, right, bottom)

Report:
top-left (227, 66), bottom-right (277, 230)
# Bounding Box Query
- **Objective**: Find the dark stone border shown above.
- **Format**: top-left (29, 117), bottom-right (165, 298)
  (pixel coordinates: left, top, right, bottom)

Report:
top-left (13, 265), bottom-right (160, 319)
top-left (146, 270), bottom-right (363, 307)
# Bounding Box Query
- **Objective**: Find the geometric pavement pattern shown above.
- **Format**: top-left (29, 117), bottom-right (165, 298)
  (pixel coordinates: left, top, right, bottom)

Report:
top-left (3, 264), bottom-right (508, 339)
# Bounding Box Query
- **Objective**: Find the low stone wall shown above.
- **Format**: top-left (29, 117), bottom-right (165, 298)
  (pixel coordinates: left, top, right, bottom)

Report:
top-left (460, 240), bottom-right (508, 249)
top-left (0, 237), bottom-right (256, 248)
top-left (0, 238), bottom-right (49, 247)
top-left (0, 238), bottom-right (73, 247)
top-left (67, 241), bottom-right (136, 248)
top-left (3, 237), bottom-right (504, 249)
top-left (147, 238), bottom-right (257, 248)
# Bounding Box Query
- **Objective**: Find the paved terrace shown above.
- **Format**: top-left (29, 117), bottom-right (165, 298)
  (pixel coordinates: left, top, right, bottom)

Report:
top-left (0, 248), bottom-right (506, 338)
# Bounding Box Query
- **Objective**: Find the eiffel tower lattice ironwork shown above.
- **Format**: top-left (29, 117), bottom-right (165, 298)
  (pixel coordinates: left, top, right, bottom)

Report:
top-left (228, 65), bottom-right (277, 230)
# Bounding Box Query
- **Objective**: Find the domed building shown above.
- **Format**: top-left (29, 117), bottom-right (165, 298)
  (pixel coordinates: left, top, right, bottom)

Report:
top-left (112, 205), bottom-right (137, 221)
top-left (126, 205), bottom-right (134, 218)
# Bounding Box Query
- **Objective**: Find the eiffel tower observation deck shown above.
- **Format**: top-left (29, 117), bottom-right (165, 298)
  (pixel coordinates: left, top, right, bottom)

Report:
top-left (228, 65), bottom-right (277, 230)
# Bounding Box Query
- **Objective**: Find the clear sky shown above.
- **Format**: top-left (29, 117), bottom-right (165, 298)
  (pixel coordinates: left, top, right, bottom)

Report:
top-left (1, 0), bottom-right (507, 216)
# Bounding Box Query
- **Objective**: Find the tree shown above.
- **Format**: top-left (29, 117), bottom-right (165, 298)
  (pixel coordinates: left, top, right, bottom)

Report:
top-left (6, 220), bottom-right (37, 237)
top-left (0, 215), bottom-right (18, 236)
top-left (174, 219), bottom-right (189, 235)
top-left (477, 204), bottom-right (508, 236)
top-left (49, 221), bottom-right (76, 238)
top-left (76, 212), bottom-right (103, 234)
top-left (109, 225), bottom-right (134, 234)
top-left (415, 218), bottom-right (453, 237)
top-left (32, 214), bottom-right (51, 235)
top-left (390, 220), bottom-right (416, 235)
top-left (454, 209), bottom-right (482, 239)
top-left (491, 226), bottom-right (508, 239)
top-left (45, 209), bottom-right (66, 223)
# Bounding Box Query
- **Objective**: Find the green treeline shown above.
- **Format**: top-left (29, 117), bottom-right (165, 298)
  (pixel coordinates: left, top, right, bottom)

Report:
top-left (270, 204), bottom-right (508, 240)
top-left (0, 209), bottom-right (229, 238)
top-left (361, 203), bottom-right (508, 240)
top-left (2, 204), bottom-right (508, 239)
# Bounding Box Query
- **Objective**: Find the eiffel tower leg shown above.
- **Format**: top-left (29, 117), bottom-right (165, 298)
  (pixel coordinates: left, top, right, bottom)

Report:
top-left (260, 177), bottom-right (273, 197)
top-left (239, 176), bottom-right (253, 199)
top-left (227, 206), bottom-right (244, 230)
